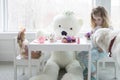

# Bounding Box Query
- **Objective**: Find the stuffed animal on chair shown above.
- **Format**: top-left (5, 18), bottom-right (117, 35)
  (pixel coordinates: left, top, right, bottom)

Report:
top-left (17, 27), bottom-right (41, 59)
top-left (30, 11), bottom-right (83, 80)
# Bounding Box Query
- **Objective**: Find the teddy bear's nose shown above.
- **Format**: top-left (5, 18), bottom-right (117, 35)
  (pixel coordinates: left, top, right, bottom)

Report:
top-left (61, 31), bottom-right (67, 36)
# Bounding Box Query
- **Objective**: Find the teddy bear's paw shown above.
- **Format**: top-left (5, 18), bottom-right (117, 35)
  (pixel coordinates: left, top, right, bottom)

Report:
top-left (29, 74), bottom-right (57, 80)
top-left (61, 73), bottom-right (83, 80)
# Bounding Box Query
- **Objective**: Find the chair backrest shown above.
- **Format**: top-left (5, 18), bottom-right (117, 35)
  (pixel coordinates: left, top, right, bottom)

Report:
top-left (14, 37), bottom-right (21, 59)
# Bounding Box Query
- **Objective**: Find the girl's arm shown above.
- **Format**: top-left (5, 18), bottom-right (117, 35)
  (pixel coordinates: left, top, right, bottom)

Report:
top-left (97, 47), bottom-right (103, 52)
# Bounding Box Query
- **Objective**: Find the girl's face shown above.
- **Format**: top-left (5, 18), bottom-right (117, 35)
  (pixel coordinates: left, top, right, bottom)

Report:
top-left (93, 15), bottom-right (103, 26)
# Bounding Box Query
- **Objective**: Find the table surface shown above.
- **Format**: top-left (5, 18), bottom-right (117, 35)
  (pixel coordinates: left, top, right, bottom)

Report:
top-left (29, 38), bottom-right (91, 51)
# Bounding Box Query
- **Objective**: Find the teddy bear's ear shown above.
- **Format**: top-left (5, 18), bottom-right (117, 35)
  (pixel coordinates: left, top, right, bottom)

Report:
top-left (64, 11), bottom-right (74, 16)
top-left (78, 19), bottom-right (83, 27)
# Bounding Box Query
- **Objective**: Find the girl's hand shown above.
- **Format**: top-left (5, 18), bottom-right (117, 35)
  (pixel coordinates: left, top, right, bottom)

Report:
top-left (97, 47), bottom-right (103, 52)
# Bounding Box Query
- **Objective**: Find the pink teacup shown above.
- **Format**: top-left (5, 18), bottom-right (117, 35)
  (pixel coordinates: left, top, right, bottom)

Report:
top-left (38, 36), bottom-right (46, 43)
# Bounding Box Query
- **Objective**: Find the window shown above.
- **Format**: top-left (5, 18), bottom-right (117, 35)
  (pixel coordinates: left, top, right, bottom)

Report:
top-left (6, 0), bottom-right (93, 32)
top-left (111, 0), bottom-right (120, 30)
top-left (0, 0), bottom-right (3, 32)
top-left (2, 0), bottom-right (120, 32)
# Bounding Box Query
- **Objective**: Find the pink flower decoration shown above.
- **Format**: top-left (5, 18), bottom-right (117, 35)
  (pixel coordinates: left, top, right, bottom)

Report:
top-left (85, 32), bottom-right (91, 40)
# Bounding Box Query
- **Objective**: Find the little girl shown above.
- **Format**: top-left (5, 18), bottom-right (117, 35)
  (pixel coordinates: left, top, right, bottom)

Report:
top-left (78, 6), bottom-right (111, 80)
top-left (17, 27), bottom-right (41, 59)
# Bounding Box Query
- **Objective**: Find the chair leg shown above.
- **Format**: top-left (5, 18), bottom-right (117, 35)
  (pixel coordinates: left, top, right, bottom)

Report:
top-left (40, 59), bottom-right (46, 72)
top-left (14, 64), bottom-right (17, 80)
top-left (96, 61), bottom-right (99, 80)
top-left (37, 63), bottom-right (40, 74)
top-left (114, 62), bottom-right (117, 80)
top-left (22, 67), bottom-right (25, 75)
top-left (102, 62), bottom-right (106, 69)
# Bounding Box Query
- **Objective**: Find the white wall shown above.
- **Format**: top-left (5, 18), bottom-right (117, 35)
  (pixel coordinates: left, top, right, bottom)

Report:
top-left (0, 32), bottom-right (36, 61)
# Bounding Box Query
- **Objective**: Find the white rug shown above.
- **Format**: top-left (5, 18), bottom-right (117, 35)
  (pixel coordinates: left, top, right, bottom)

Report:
top-left (0, 61), bottom-right (120, 80)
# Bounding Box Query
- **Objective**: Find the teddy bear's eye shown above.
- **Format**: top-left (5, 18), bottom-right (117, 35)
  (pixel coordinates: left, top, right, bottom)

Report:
top-left (59, 25), bottom-right (61, 28)
top-left (70, 28), bottom-right (73, 30)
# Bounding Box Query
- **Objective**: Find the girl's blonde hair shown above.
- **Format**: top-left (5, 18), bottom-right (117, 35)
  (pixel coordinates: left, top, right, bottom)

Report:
top-left (91, 6), bottom-right (110, 29)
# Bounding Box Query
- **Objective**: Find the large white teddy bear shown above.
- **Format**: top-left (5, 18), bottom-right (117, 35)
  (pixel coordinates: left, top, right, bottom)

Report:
top-left (30, 11), bottom-right (83, 80)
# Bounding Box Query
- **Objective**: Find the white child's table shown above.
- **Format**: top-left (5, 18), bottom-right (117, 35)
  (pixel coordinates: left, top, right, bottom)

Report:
top-left (28, 38), bottom-right (91, 80)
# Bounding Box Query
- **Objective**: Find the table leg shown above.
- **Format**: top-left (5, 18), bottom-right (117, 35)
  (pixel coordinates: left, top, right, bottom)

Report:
top-left (28, 46), bottom-right (32, 79)
top-left (88, 49), bottom-right (91, 80)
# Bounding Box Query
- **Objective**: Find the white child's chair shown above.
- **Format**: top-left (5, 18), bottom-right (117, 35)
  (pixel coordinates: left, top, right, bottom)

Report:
top-left (96, 55), bottom-right (118, 80)
top-left (14, 37), bottom-right (43, 80)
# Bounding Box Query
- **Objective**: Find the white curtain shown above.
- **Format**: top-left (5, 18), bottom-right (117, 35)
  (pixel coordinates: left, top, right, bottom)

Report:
top-left (0, 0), bottom-right (3, 32)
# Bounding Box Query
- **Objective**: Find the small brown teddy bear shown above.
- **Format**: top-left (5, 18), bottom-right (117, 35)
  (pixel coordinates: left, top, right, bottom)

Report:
top-left (17, 27), bottom-right (41, 59)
